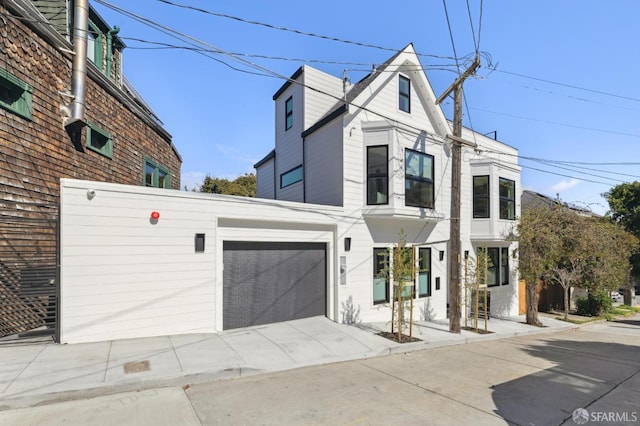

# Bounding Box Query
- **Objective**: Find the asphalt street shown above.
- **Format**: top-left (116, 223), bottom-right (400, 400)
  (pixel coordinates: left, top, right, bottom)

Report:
top-left (1, 317), bottom-right (639, 425)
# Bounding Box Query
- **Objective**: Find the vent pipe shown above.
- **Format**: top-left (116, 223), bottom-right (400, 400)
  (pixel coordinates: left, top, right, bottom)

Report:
top-left (66, 0), bottom-right (89, 129)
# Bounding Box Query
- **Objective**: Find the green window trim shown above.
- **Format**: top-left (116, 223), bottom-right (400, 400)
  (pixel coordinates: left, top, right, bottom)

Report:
top-left (0, 68), bottom-right (33, 120)
top-left (144, 157), bottom-right (170, 189)
top-left (87, 20), bottom-right (104, 70)
top-left (86, 122), bottom-right (113, 158)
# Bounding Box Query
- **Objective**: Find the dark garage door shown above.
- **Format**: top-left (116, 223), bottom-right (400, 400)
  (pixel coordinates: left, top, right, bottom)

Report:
top-left (223, 241), bottom-right (327, 330)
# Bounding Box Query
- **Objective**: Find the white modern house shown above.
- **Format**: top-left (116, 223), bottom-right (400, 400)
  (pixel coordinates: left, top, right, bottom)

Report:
top-left (254, 43), bottom-right (521, 325)
top-left (58, 44), bottom-right (521, 344)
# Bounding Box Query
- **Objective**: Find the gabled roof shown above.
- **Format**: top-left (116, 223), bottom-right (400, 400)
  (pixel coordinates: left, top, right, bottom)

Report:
top-left (302, 43), bottom-right (450, 139)
top-left (521, 190), bottom-right (600, 217)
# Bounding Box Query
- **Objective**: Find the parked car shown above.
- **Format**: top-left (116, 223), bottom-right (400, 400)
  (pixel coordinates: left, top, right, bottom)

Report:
top-left (611, 291), bottom-right (623, 302)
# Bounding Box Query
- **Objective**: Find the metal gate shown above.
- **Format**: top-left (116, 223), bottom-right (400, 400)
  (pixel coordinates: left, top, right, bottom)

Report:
top-left (0, 201), bottom-right (59, 343)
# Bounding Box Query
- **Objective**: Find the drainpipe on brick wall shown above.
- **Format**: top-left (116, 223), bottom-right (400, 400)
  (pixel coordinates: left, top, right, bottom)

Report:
top-left (106, 26), bottom-right (120, 81)
top-left (65, 0), bottom-right (89, 131)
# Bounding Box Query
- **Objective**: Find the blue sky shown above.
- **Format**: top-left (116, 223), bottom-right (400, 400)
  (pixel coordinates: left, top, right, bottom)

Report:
top-left (93, 0), bottom-right (640, 215)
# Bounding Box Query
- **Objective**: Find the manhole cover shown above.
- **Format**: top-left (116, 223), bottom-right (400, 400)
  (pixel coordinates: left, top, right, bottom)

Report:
top-left (123, 360), bottom-right (150, 374)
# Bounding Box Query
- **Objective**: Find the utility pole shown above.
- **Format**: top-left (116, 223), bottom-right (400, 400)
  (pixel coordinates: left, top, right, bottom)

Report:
top-left (436, 57), bottom-right (480, 333)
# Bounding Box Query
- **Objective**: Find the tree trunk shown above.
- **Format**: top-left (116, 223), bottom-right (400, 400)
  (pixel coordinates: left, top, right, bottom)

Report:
top-left (563, 285), bottom-right (569, 320)
top-left (525, 281), bottom-right (542, 326)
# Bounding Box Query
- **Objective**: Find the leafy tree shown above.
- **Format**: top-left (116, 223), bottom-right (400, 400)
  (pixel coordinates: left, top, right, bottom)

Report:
top-left (199, 173), bottom-right (256, 197)
top-left (518, 203), bottom-right (638, 323)
top-left (604, 181), bottom-right (640, 282)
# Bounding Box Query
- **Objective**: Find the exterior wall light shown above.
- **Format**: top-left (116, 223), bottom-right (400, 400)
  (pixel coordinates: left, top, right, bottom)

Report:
top-left (344, 237), bottom-right (351, 252)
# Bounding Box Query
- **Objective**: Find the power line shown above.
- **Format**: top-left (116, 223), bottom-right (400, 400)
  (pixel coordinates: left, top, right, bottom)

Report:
top-left (442, 0), bottom-right (461, 75)
top-left (491, 68), bottom-right (640, 104)
top-left (471, 106), bottom-right (640, 139)
top-left (465, 0), bottom-right (478, 52)
top-left (153, 0), bottom-right (459, 61)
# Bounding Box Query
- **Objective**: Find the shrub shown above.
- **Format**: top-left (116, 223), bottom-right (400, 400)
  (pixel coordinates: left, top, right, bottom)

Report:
top-left (575, 291), bottom-right (613, 316)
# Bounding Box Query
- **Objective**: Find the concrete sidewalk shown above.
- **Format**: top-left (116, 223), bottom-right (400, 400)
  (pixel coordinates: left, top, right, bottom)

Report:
top-left (0, 315), bottom-right (575, 410)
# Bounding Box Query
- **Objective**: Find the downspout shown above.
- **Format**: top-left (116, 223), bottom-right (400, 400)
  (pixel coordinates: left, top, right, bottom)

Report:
top-left (106, 26), bottom-right (120, 81)
top-left (66, 0), bottom-right (89, 130)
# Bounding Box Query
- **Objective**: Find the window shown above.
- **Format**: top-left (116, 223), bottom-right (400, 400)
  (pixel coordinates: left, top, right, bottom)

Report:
top-left (285, 96), bottom-right (293, 130)
top-left (418, 248), bottom-right (431, 297)
top-left (405, 149), bottom-right (434, 208)
top-left (0, 68), bottom-right (32, 120)
top-left (144, 158), bottom-right (170, 188)
top-left (394, 247), bottom-right (414, 299)
top-left (86, 123), bottom-right (113, 158)
top-left (367, 146), bottom-right (388, 205)
top-left (478, 247), bottom-right (510, 287)
top-left (499, 177), bottom-right (516, 220)
top-left (473, 176), bottom-right (490, 218)
top-left (399, 75), bottom-right (410, 113)
top-left (87, 21), bottom-right (103, 69)
top-left (280, 165), bottom-right (302, 188)
top-left (373, 248), bottom-right (389, 304)
top-left (501, 247), bottom-right (510, 285)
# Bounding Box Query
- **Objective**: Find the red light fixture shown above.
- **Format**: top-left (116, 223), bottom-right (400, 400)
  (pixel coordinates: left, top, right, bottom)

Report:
top-left (150, 211), bottom-right (160, 220)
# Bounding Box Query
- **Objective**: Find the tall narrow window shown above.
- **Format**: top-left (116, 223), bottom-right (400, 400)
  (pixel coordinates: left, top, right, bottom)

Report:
top-left (0, 68), bottom-right (32, 120)
top-left (87, 21), bottom-right (103, 70)
top-left (418, 248), bottom-right (431, 297)
top-left (473, 176), bottom-right (490, 218)
top-left (499, 177), bottom-right (516, 220)
top-left (405, 149), bottom-right (434, 208)
top-left (394, 247), bottom-right (414, 299)
top-left (399, 75), bottom-right (410, 113)
top-left (373, 248), bottom-right (389, 304)
top-left (501, 247), bottom-right (510, 285)
top-left (285, 96), bottom-right (293, 130)
top-left (367, 146), bottom-right (388, 205)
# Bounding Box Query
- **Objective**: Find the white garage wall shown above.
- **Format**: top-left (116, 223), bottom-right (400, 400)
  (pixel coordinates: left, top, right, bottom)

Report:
top-left (60, 179), bottom-right (345, 344)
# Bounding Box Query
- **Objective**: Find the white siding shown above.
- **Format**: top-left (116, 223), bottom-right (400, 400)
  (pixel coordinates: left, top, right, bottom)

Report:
top-left (255, 158), bottom-right (275, 199)
top-left (302, 66), bottom-right (344, 129)
top-left (305, 120), bottom-right (343, 206)
top-left (274, 77), bottom-right (304, 202)
top-left (60, 179), bottom-right (345, 344)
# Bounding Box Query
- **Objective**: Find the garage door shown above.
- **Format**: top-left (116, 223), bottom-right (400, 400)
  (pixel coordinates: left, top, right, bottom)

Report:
top-left (223, 241), bottom-right (327, 330)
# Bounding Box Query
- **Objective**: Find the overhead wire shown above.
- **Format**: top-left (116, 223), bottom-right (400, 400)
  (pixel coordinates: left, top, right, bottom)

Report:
top-left (152, 0), bottom-right (460, 61)
top-left (6, 1), bottom-right (633, 189)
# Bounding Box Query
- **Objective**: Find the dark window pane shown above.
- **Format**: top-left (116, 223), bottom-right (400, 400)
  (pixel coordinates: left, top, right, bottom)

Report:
top-left (399, 76), bottom-right (410, 112)
top-left (405, 149), bottom-right (434, 208)
top-left (145, 162), bottom-right (155, 186)
top-left (367, 146), bottom-right (388, 205)
top-left (280, 165), bottom-right (303, 188)
top-left (418, 248), bottom-right (431, 297)
top-left (501, 247), bottom-right (510, 285)
top-left (373, 248), bottom-right (389, 304)
top-left (499, 177), bottom-right (516, 220)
